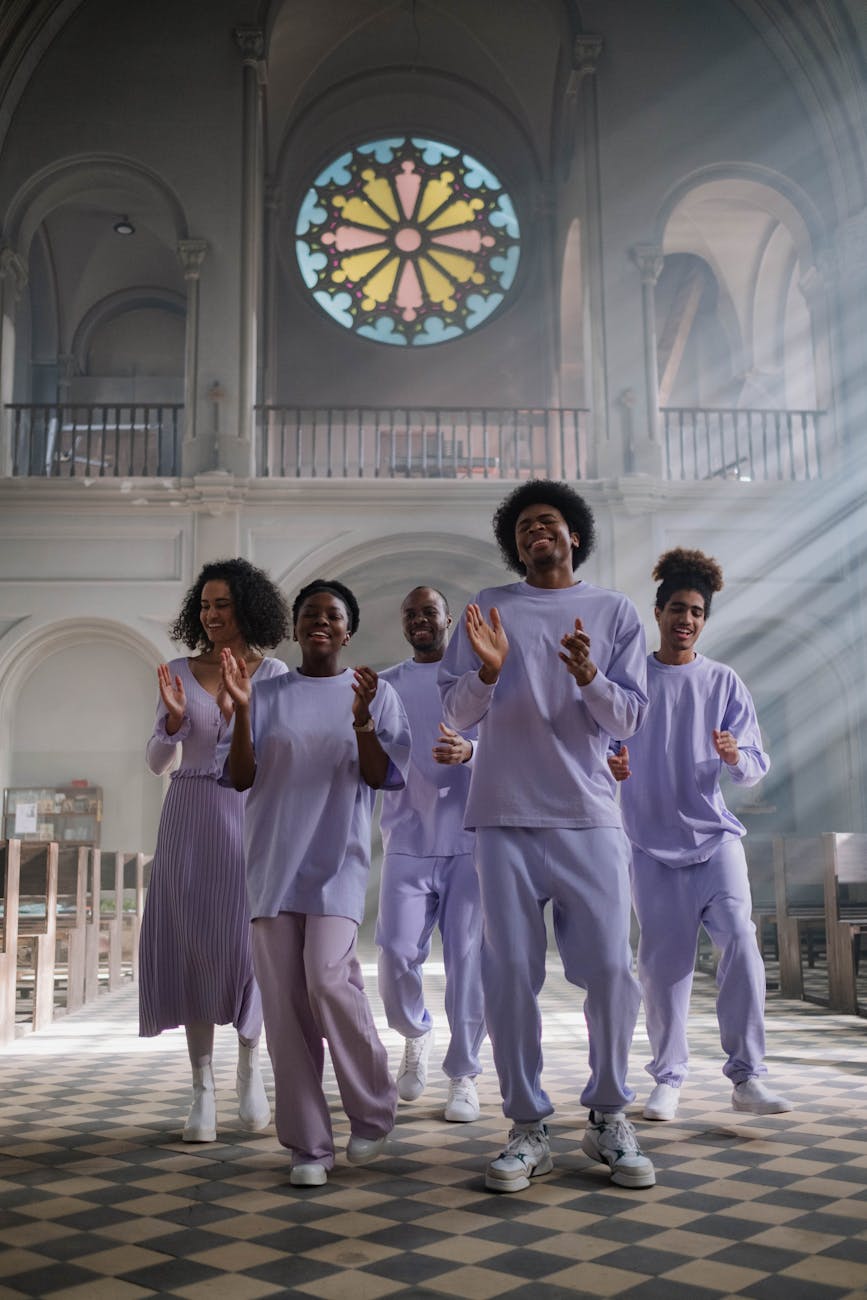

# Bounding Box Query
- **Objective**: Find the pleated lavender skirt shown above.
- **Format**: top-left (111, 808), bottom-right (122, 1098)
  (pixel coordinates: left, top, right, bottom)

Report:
top-left (138, 772), bottom-right (262, 1039)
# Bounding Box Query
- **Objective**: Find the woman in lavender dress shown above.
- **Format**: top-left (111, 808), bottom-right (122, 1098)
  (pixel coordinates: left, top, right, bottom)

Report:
top-left (139, 558), bottom-right (290, 1142)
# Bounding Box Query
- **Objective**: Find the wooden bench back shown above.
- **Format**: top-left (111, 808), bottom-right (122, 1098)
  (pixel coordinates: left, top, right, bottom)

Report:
top-left (745, 836), bottom-right (775, 911)
top-left (774, 835), bottom-right (825, 913)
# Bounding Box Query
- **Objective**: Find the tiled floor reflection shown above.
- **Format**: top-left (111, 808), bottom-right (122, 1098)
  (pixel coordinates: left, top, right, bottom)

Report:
top-left (2, 951), bottom-right (867, 1298)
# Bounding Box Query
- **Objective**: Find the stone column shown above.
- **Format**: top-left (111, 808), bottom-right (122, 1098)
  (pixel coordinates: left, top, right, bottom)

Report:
top-left (568, 36), bottom-right (605, 477)
top-left (234, 26), bottom-right (266, 474)
top-left (0, 245), bottom-right (27, 474)
top-left (630, 243), bottom-right (665, 475)
top-left (177, 238), bottom-right (208, 475)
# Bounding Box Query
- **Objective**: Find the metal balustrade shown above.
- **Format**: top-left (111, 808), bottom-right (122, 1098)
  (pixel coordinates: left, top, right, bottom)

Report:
top-left (661, 407), bottom-right (824, 482)
top-left (255, 405), bottom-right (590, 481)
top-left (7, 404), bottom-right (183, 477)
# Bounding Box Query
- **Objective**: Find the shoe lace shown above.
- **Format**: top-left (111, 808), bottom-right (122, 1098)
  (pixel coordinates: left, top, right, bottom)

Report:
top-left (502, 1123), bottom-right (547, 1159)
top-left (596, 1116), bottom-right (642, 1159)
top-left (449, 1077), bottom-right (475, 1103)
top-left (403, 1035), bottom-right (427, 1069)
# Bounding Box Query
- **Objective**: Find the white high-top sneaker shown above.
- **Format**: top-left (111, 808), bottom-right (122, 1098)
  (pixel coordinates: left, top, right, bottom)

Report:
top-left (183, 1062), bottom-right (217, 1142)
top-left (237, 1041), bottom-right (272, 1131)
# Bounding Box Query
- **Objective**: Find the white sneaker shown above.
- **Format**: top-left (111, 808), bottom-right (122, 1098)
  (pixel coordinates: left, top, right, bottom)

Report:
top-left (290, 1162), bottom-right (327, 1186)
top-left (582, 1111), bottom-right (656, 1188)
top-left (236, 1042), bottom-right (271, 1131)
top-left (732, 1078), bottom-right (793, 1114)
top-left (444, 1076), bottom-right (480, 1123)
top-left (346, 1133), bottom-right (391, 1165)
top-left (485, 1123), bottom-right (553, 1192)
top-left (183, 1064), bottom-right (216, 1143)
top-left (397, 1028), bottom-right (434, 1101)
top-left (643, 1082), bottom-right (680, 1121)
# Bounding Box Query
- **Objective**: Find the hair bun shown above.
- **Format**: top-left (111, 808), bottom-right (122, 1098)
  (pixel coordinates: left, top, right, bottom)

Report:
top-left (652, 548), bottom-right (724, 592)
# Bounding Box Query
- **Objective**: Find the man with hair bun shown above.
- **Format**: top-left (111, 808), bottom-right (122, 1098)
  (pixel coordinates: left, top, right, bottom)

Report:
top-left (440, 480), bottom-right (655, 1193)
top-left (609, 548), bottom-right (792, 1119)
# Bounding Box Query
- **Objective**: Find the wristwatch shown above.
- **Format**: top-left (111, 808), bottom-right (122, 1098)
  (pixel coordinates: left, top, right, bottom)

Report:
top-left (352, 716), bottom-right (375, 732)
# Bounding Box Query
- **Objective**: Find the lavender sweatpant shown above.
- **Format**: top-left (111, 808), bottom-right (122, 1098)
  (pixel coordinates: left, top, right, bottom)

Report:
top-left (630, 838), bottom-right (768, 1087)
top-left (475, 826), bottom-right (640, 1123)
top-left (252, 912), bottom-right (396, 1168)
top-left (375, 851), bottom-right (485, 1079)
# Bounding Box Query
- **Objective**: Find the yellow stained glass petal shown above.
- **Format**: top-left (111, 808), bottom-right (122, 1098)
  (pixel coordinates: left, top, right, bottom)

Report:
top-left (417, 172), bottom-right (455, 223)
top-left (418, 256), bottom-right (457, 306)
top-left (339, 248), bottom-right (391, 282)
top-left (426, 248), bottom-right (477, 283)
top-left (427, 198), bottom-right (484, 231)
top-left (361, 170), bottom-right (400, 222)
top-left (361, 256), bottom-right (400, 306)
top-left (337, 196), bottom-right (390, 230)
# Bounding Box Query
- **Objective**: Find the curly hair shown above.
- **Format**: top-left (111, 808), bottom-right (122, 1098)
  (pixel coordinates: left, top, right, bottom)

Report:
top-left (653, 548), bottom-right (724, 617)
top-left (292, 579), bottom-right (360, 636)
top-left (492, 479), bottom-right (596, 574)
top-left (171, 558), bottom-right (291, 651)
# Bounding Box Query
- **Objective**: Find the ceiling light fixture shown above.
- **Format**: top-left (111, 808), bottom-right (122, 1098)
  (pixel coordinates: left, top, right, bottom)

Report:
top-left (113, 215), bottom-right (135, 236)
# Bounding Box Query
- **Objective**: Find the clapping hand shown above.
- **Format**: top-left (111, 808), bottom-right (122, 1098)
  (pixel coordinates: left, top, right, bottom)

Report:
top-left (433, 722), bottom-right (472, 765)
top-left (352, 666), bottom-right (378, 724)
top-left (466, 603), bottom-right (509, 683)
top-left (220, 648), bottom-right (252, 710)
top-left (157, 663), bottom-right (186, 735)
top-left (559, 617), bottom-right (597, 686)
top-left (607, 745), bottom-right (631, 782)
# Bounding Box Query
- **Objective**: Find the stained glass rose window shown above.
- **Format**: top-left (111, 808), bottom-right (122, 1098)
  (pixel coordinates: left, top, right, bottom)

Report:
top-left (295, 137), bottom-right (521, 346)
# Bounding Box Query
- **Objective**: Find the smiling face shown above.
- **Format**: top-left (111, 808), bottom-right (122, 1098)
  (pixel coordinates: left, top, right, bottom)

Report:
top-left (293, 589), bottom-right (351, 674)
top-left (514, 502), bottom-right (579, 583)
top-left (655, 588), bottom-right (707, 663)
top-left (200, 579), bottom-right (240, 648)
top-left (400, 587), bottom-right (451, 661)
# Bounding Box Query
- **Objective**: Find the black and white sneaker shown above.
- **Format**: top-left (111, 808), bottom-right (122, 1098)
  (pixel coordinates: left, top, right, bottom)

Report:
top-left (582, 1110), bottom-right (656, 1188)
top-left (485, 1123), bottom-right (553, 1192)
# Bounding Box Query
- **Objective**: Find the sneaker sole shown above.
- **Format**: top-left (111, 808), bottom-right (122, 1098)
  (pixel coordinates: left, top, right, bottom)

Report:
top-left (290, 1165), bottom-right (327, 1186)
top-left (485, 1154), bottom-right (554, 1193)
top-left (581, 1135), bottom-right (655, 1188)
top-left (642, 1107), bottom-right (678, 1121)
top-left (444, 1108), bottom-right (480, 1123)
top-left (732, 1099), bottom-right (794, 1115)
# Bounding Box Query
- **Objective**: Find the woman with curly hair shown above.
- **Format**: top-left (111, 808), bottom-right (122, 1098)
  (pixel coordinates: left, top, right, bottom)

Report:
top-left (609, 548), bottom-right (792, 1120)
top-left (139, 558), bottom-right (290, 1143)
top-left (218, 579), bottom-right (411, 1186)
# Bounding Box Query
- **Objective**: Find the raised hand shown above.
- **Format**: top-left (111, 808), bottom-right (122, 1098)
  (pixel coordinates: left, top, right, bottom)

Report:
top-left (157, 663), bottom-right (187, 735)
top-left (713, 728), bottom-right (739, 765)
top-left (433, 722), bottom-right (472, 766)
top-left (466, 603), bottom-right (509, 683)
top-left (607, 745), bottom-right (631, 782)
top-left (220, 647), bottom-right (252, 710)
top-left (352, 666), bottom-right (378, 723)
top-left (559, 616), bottom-right (597, 687)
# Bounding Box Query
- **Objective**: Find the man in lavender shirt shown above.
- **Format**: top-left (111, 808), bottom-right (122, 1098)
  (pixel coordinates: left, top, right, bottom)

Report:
top-left (609, 548), bottom-right (792, 1121)
top-left (377, 586), bottom-right (485, 1123)
top-left (439, 480), bottom-right (655, 1192)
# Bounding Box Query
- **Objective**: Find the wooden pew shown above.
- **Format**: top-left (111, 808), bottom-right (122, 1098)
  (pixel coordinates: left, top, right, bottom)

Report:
top-left (11, 841), bottom-right (59, 1031)
top-left (0, 840), bottom-right (21, 1046)
top-left (823, 832), bottom-right (867, 1015)
top-left (772, 835), bottom-right (827, 1000)
top-left (55, 845), bottom-right (89, 1012)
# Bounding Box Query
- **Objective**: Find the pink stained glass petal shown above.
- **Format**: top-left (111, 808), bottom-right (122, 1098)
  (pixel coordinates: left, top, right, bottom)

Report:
top-left (329, 226), bottom-right (388, 252)
top-left (395, 160), bottom-right (422, 220)
top-left (396, 258), bottom-right (423, 322)
top-left (430, 230), bottom-right (483, 253)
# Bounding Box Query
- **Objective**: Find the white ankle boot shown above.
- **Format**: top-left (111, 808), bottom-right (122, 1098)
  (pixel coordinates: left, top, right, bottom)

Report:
top-left (237, 1042), bottom-right (271, 1131)
top-left (183, 1062), bottom-right (217, 1142)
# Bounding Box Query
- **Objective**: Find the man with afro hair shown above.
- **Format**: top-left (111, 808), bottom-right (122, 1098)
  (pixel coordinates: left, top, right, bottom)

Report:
top-left (439, 479), bottom-right (655, 1192)
top-left (609, 548), bottom-right (792, 1120)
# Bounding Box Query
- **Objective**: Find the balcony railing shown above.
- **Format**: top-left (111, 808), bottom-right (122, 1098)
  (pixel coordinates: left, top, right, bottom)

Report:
top-left (7, 404), bottom-right (183, 477)
top-left (255, 405), bottom-right (590, 481)
top-left (661, 407), bottom-right (824, 481)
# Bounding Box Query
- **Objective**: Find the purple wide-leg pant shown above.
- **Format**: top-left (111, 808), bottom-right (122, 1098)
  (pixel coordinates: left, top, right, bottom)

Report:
top-left (252, 912), bottom-right (396, 1168)
top-left (375, 851), bottom-right (486, 1079)
top-left (475, 826), bottom-right (640, 1123)
top-left (630, 838), bottom-right (768, 1087)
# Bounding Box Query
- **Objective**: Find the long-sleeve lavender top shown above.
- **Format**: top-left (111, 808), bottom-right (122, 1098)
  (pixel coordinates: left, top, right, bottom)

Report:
top-left (216, 668), bottom-right (411, 925)
top-left (438, 581), bottom-right (648, 830)
top-left (618, 653), bottom-right (770, 867)
top-left (379, 658), bottom-right (475, 858)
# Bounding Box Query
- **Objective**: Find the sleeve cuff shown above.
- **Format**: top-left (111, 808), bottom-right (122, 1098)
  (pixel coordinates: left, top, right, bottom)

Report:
top-left (579, 669), bottom-right (609, 700)
top-left (154, 712), bottom-right (191, 744)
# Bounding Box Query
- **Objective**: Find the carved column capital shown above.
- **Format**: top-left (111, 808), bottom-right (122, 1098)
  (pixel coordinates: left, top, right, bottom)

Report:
top-left (235, 26), bottom-right (266, 83)
top-left (568, 35), bottom-right (603, 93)
top-left (177, 239), bottom-right (208, 280)
top-left (0, 244), bottom-right (27, 298)
top-left (631, 243), bottom-right (665, 285)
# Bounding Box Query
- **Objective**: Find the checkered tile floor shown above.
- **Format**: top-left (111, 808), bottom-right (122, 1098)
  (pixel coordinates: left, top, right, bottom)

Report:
top-left (2, 949), bottom-right (867, 1299)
